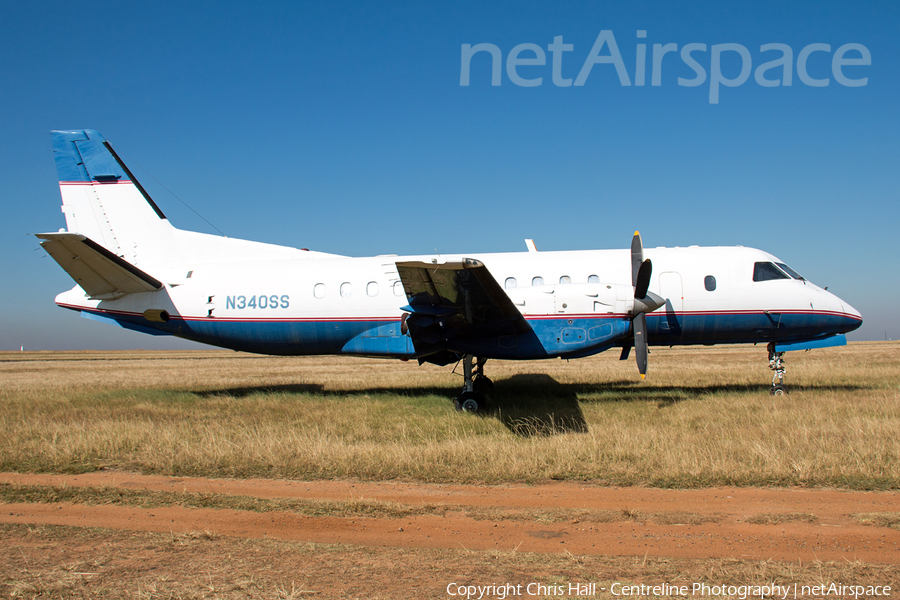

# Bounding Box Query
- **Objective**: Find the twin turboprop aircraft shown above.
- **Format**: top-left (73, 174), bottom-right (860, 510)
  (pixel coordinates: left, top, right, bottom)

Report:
top-left (37, 130), bottom-right (862, 411)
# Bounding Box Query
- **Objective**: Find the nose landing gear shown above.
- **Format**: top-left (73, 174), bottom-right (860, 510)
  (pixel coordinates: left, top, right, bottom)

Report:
top-left (767, 342), bottom-right (787, 395)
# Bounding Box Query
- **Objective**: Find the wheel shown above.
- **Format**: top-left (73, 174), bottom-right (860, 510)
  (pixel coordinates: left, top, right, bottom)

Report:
top-left (472, 376), bottom-right (493, 393)
top-left (456, 391), bottom-right (486, 413)
top-left (770, 383), bottom-right (787, 396)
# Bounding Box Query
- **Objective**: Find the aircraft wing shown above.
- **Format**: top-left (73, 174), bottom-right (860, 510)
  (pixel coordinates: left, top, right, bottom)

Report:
top-left (36, 232), bottom-right (163, 299)
top-left (396, 258), bottom-right (532, 343)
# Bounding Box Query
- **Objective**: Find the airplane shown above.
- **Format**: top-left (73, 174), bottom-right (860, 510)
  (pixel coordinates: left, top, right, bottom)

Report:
top-left (36, 130), bottom-right (862, 411)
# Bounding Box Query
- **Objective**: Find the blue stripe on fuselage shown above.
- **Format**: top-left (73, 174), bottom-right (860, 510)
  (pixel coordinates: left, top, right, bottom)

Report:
top-left (648, 311), bottom-right (860, 345)
top-left (71, 307), bottom-right (861, 358)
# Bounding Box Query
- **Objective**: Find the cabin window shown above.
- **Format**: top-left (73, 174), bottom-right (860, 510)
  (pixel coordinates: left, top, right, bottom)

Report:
top-left (393, 281), bottom-right (404, 296)
top-left (753, 262), bottom-right (789, 282)
top-left (504, 277), bottom-right (517, 289)
top-left (314, 283), bottom-right (325, 299)
top-left (366, 281), bottom-right (378, 297)
top-left (559, 275), bottom-right (571, 284)
top-left (704, 275), bottom-right (716, 291)
top-left (588, 274), bottom-right (599, 284)
top-left (532, 276), bottom-right (544, 286)
top-left (340, 282), bottom-right (352, 298)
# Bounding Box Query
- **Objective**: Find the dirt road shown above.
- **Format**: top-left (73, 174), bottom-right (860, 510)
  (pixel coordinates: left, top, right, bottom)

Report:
top-left (2, 471), bottom-right (898, 564)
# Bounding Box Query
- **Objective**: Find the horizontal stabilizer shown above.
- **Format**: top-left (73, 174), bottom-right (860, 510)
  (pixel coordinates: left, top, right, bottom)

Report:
top-left (36, 232), bottom-right (162, 299)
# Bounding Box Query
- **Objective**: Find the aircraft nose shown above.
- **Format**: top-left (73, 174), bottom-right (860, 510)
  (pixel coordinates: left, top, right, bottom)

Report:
top-left (842, 301), bottom-right (862, 320)
top-left (824, 290), bottom-right (862, 333)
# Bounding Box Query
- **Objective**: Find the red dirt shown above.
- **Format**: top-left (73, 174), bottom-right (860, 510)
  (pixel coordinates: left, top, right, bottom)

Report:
top-left (2, 471), bottom-right (899, 564)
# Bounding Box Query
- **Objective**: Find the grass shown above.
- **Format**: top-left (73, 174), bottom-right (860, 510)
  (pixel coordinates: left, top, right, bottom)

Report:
top-left (0, 342), bottom-right (897, 487)
top-left (852, 513), bottom-right (900, 529)
top-left (744, 512), bottom-right (819, 525)
top-left (1, 483), bottom-right (742, 526)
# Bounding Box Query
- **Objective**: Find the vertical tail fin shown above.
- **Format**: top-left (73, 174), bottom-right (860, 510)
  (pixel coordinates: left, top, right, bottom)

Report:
top-left (51, 130), bottom-right (170, 264)
top-left (48, 129), bottom-right (335, 270)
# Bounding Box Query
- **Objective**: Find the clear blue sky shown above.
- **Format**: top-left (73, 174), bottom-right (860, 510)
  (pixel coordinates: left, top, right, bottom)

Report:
top-left (2, 0), bottom-right (897, 350)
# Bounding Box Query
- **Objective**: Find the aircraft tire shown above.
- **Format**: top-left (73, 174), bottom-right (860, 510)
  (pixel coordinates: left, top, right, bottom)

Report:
top-left (457, 391), bottom-right (487, 413)
top-left (770, 384), bottom-right (787, 396)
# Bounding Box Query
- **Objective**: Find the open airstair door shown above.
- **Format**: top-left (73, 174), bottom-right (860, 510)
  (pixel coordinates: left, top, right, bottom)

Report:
top-left (396, 258), bottom-right (533, 361)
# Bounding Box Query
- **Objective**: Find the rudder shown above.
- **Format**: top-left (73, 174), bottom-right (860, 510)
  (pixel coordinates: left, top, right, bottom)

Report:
top-left (51, 129), bottom-right (169, 264)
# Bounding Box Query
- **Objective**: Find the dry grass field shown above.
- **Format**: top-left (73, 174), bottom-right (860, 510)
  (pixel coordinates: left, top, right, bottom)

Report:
top-left (0, 342), bottom-right (897, 487)
top-left (1, 342), bottom-right (899, 599)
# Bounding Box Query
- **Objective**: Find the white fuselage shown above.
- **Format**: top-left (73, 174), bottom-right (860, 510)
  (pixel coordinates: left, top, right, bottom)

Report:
top-left (55, 244), bottom-right (861, 359)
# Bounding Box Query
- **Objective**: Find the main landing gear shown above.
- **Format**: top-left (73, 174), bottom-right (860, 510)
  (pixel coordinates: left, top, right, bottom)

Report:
top-left (767, 342), bottom-right (787, 395)
top-left (455, 355), bottom-right (492, 413)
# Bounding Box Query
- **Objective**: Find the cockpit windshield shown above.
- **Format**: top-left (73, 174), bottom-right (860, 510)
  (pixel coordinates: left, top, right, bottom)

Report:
top-left (753, 261), bottom-right (805, 282)
top-left (776, 262), bottom-right (804, 280)
top-left (753, 262), bottom-right (788, 282)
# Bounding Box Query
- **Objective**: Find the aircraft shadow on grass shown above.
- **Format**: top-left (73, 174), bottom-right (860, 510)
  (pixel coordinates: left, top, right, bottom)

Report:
top-left (190, 378), bottom-right (865, 438)
top-left (487, 377), bottom-right (866, 436)
top-left (193, 383), bottom-right (327, 397)
top-left (190, 375), bottom-right (587, 437)
top-left (193, 383), bottom-right (466, 399)
top-left (487, 374), bottom-right (588, 437)
top-left (572, 380), bottom-right (866, 406)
